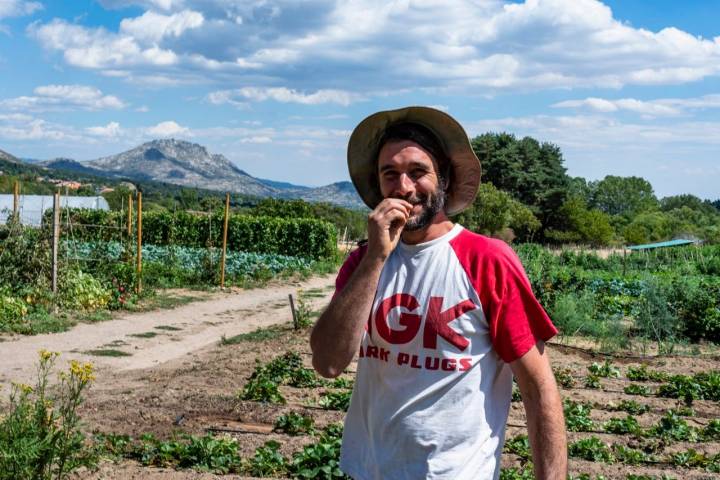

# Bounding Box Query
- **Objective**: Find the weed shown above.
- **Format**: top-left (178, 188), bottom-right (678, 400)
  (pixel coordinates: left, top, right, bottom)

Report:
top-left (512, 382), bottom-right (522, 402)
top-left (0, 351), bottom-right (96, 479)
top-left (154, 325), bottom-right (183, 331)
top-left (128, 331), bottom-right (158, 338)
top-left (294, 297), bottom-right (315, 329)
top-left (219, 325), bottom-right (283, 345)
top-left (274, 412), bottom-right (315, 436)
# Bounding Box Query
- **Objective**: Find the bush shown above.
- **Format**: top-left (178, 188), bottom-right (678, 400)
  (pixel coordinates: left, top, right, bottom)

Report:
top-left (0, 351), bottom-right (96, 480)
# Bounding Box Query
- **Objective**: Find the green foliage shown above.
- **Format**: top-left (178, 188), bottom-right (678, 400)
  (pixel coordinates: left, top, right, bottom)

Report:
top-left (54, 208), bottom-right (337, 260)
top-left (603, 415), bottom-right (642, 435)
top-left (244, 440), bottom-right (287, 477)
top-left (702, 419), bottom-right (720, 441)
top-left (58, 270), bottom-right (111, 310)
top-left (553, 367), bottom-right (576, 388)
top-left (568, 436), bottom-right (614, 463)
top-left (588, 360), bottom-right (620, 378)
top-left (240, 352), bottom-right (323, 404)
top-left (289, 426), bottom-right (348, 479)
top-left (274, 412), bottom-right (315, 436)
top-left (319, 390), bottom-right (352, 411)
top-left (670, 448), bottom-right (720, 471)
top-left (499, 465), bottom-right (535, 480)
top-left (130, 433), bottom-right (242, 473)
top-left (454, 183), bottom-right (540, 241)
top-left (626, 364), bottom-right (669, 382)
top-left (545, 195), bottom-right (614, 246)
top-left (589, 175), bottom-right (659, 218)
top-left (564, 399), bottom-right (595, 432)
top-left (612, 445), bottom-right (652, 465)
top-left (657, 371), bottom-right (720, 403)
top-left (330, 377), bottom-right (354, 389)
top-left (624, 384), bottom-right (650, 396)
top-left (0, 351), bottom-right (96, 480)
top-left (503, 434), bottom-right (531, 460)
top-left (607, 400), bottom-right (650, 416)
top-left (584, 374), bottom-right (602, 390)
top-left (294, 297), bottom-right (315, 329)
top-left (648, 411), bottom-right (698, 441)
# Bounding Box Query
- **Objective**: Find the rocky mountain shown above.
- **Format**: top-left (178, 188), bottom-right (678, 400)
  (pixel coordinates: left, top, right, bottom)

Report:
top-left (0, 148), bottom-right (21, 164)
top-left (87, 139), bottom-right (276, 198)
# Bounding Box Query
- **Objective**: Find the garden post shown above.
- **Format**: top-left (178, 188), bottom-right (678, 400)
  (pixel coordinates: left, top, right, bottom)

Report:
top-left (220, 192), bottom-right (230, 288)
top-left (136, 191), bottom-right (143, 294)
top-left (127, 193), bottom-right (133, 238)
top-left (52, 191), bottom-right (60, 296)
top-left (289, 293), bottom-right (298, 330)
top-left (13, 180), bottom-right (19, 221)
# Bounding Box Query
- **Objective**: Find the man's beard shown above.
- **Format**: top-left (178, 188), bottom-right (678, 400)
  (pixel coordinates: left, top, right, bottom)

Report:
top-left (395, 186), bottom-right (447, 232)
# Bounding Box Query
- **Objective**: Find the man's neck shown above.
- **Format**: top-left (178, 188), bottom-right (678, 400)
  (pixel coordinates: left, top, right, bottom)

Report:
top-left (400, 214), bottom-right (454, 245)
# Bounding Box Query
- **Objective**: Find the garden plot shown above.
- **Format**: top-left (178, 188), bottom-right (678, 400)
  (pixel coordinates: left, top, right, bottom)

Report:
top-left (64, 317), bottom-right (720, 480)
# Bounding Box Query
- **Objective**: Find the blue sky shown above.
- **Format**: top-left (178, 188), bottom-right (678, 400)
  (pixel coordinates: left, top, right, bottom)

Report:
top-left (0, 0), bottom-right (718, 200)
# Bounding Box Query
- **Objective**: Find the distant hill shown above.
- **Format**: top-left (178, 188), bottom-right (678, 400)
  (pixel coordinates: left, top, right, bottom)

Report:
top-left (0, 149), bottom-right (21, 164)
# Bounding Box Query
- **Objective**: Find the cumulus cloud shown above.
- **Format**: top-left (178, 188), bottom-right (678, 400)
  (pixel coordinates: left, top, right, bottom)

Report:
top-left (86, 121), bottom-right (123, 137)
top-left (119, 9), bottom-right (203, 43)
top-left (553, 94), bottom-right (720, 117)
top-left (0, 84), bottom-right (126, 111)
top-left (146, 120), bottom-right (190, 137)
top-left (208, 87), bottom-right (361, 106)
top-left (0, 0), bottom-right (42, 19)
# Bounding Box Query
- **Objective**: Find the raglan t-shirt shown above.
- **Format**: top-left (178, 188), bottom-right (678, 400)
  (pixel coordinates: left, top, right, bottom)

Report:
top-left (334, 224), bottom-right (557, 480)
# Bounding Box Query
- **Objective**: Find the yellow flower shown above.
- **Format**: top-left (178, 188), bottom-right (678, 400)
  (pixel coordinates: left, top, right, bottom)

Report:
top-left (39, 350), bottom-right (59, 361)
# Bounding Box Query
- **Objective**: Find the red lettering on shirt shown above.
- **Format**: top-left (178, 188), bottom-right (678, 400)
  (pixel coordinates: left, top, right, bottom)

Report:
top-left (374, 294), bottom-right (422, 344)
top-left (422, 297), bottom-right (476, 351)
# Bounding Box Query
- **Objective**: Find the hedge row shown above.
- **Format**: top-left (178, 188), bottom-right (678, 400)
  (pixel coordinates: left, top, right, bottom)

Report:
top-left (49, 209), bottom-right (337, 260)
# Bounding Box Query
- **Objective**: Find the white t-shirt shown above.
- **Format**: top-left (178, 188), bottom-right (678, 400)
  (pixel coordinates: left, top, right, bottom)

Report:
top-left (333, 225), bottom-right (557, 480)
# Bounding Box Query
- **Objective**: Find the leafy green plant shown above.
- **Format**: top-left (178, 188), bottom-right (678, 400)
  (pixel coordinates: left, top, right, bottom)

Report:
top-left (624, 384), bottom-right (650, 396)
top-left (319, 390), bottom-right (352, 411)
top-left (330, 377), bottom-right (354, 389)
top-left (243, 440), bottom-right (287, 477)
top-left (584, 374), bottom-right (602, 389)
top-left (499, 465), bottom-right (535, 480)
top-left (289, 425), bottom-right (348, 479)
top-left (553, 367), bottom-right (576, 388)
top-left (612, 444), bottom-right (652, 465)
top-left (702, 419), bottom-right (720, 441)
top-left (607, 400), bottom-right (650, 415)
top-left (588, 360), bottom-right (620, 378)
top-left (503, 434), bottom-right (530, 460)
top-left (648, 411), bottom-right (699, 441)
top-left (240, 351), bottom-right (316, 403)
top-left (657, 371), bottom-right (720, 403)
top-left (564, 400), bottom-right (595, 432)
top-left (0, 351), bottom-right (96, 480)
top-left (128, 433), bottom-right (242, 472)
top-left (568, 436), bottom-right (614, 463)
top-left (274, 412), bottom-right (315, 436)
top-left (294, 296), bottom-right (315, 329)
top-left (603, 415), bottom-right (642, 435)
top-left (626, 364), bottom-right (669, 382)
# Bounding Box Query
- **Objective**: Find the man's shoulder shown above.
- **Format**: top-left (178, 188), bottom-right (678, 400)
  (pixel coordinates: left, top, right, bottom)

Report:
top-left (450, 227), bottom-right (517, 263)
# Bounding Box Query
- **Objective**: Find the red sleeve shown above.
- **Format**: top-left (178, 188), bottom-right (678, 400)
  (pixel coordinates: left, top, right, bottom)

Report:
top-left (332, 244), bottom-right (368, 299)
top-left (450, 232), bottom-right (557, 363)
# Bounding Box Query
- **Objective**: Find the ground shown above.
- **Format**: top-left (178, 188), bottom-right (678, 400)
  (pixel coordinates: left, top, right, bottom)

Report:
top-left (1, 274), bottom-right (719, 479)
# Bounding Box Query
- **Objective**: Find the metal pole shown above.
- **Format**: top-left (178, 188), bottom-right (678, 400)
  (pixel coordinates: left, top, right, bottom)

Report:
top-left (136, 191), bottom-right (143, 294)
top-left (220, 193), bottom-right (230, 288)
top-left (52, 191), bottom-right (60, 295)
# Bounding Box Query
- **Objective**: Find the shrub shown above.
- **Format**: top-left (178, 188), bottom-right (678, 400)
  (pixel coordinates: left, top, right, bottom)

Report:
top-left (0, 351), bottom-right (96, 480)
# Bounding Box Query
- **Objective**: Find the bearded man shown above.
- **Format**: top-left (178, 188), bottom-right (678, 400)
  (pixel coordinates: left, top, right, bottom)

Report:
top-left (310, 106), bottom-right (567, 480)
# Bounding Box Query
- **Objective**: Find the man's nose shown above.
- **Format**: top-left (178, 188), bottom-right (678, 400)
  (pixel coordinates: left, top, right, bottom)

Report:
top-left (395, 173), bottom-right (415, 196)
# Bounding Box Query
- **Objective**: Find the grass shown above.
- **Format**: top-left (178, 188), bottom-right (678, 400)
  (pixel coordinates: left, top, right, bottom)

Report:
top-left (220, 324), bottom-right (287, 345)
top-left (127, 291), bottom-right (206, 312)
top-left (128, 331), bottom-right (158, 338)
top-left (299, 288), bottom-right (326, 298)
top-left (154, 325), bottom-right (183, 331)
top-left (83, 349), bottom-right (132, 357)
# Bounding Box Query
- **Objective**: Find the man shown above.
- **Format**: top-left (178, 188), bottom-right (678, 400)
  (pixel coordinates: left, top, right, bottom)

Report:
top-left (310, 106), bottom-right (567, 480)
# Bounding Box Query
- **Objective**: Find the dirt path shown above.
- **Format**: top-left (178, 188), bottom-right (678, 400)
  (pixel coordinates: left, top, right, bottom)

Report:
top-left (0, 275), bottom-right (335, 395)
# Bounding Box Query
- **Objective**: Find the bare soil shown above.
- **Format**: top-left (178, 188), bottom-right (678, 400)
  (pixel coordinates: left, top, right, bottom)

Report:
top-left (2, 275), bottom-right (719, 479)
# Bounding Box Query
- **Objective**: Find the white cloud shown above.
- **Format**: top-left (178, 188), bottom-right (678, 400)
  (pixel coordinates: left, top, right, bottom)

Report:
top-left (119, 9), bottom-right (204, 43)
top-left (0, 84), bottom-right (126, 111)
top-left (28, 0), bottom-right (720, 93)
top-left (86, 121), bottom-right (122, 137)
top-left (146, 120), bottom-right (190, 137)
top-left (553, 94), bottom-right (720, 117)
top-left (209, 87), bottom-right (362, 106)
top-left (0, 0), bottom-right (42, 19)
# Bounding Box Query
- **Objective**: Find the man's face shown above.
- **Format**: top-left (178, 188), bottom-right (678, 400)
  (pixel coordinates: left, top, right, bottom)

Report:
top-left (377, 140), bottom-right (446, 231)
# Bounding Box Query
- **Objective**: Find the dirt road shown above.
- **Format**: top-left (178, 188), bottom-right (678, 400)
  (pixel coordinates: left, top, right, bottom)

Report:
top-left (0, 275), bottom-right (335, 395)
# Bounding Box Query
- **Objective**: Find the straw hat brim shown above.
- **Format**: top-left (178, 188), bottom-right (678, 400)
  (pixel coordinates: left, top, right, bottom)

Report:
top-left (347, 106), bottom-right (481, 216)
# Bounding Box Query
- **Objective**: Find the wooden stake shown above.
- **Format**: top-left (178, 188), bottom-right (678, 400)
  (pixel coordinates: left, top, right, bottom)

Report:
top-left (136, 191), bottom-right (143, 294)
top-left (127, 193), bottom-right (133, 237)
top-left (289, 294), bottom-right (298, 330)
top-left (13, 180), bottom-right (19, 220)
top-left (220, 193), bottom-right (230, 288)
top-left (52, 191), bottom-right (60, 296)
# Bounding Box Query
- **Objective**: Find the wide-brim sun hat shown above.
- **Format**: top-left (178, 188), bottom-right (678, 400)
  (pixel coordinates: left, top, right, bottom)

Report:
top-left (347, 105), bottom-right (481, 216)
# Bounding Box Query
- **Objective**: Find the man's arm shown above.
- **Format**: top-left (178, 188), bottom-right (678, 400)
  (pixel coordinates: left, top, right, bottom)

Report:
top-left (510, 341), bottom-right (567, 480)
top-left (310, 198), bottom-right (411, 378)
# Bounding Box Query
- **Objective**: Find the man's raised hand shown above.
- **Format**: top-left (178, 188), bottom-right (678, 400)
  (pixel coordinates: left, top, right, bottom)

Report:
top-left (366, 198), bottom-right (412, 261)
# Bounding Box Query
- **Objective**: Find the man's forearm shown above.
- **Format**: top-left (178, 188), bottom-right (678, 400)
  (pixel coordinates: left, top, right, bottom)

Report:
top-left (310, 255), bottom-right (385, 378)
top-left (522, 380), bottom-right (567, 479)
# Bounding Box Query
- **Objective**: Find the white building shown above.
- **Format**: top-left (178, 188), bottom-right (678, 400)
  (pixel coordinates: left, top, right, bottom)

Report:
top-left (0, 195), bottom-right (110, 226)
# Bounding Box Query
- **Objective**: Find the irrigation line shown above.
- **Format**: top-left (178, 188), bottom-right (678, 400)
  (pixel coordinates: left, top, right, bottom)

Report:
top-left (548, 341), bottom-right (720, 361)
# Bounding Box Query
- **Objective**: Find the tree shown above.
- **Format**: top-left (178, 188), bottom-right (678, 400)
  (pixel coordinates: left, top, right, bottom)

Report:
top-left (622, 211), bottom-right (671, 245)
top-left (470, 133), bottom-right (570, 235)
top-left (589, 176), bottom-right (658, 217)
top-left (454, 183), bottom-right (540, 241)
top-left (545, 195), bottom-right (614, 246)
